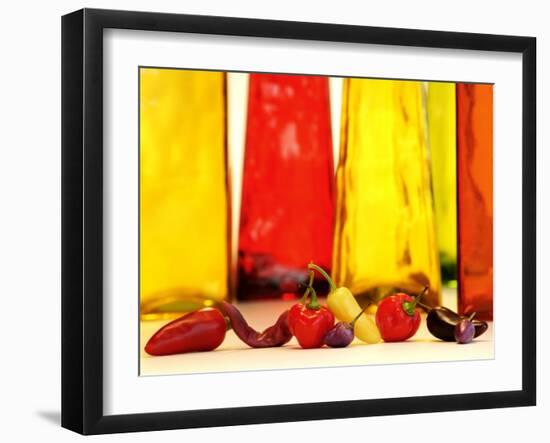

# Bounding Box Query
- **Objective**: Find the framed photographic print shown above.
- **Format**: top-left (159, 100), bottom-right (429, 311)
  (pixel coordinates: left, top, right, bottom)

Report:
top-left (61, 8), bottom-right (536, 435)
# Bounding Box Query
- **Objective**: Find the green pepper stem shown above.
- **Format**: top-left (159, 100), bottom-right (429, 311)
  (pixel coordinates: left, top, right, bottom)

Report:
top-left (308, 262), bottom-right (337, 292)
top-left (403, 286), bottom-right (429, 316)
top-left (306, 285), bottom-right (321, 310)
top-left (350, 307), bottom-right (368, 328)
top-left (299, 271), bottom-right (315, 303)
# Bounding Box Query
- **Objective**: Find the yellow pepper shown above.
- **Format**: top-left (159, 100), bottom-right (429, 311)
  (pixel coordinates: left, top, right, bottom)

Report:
top-left (309, 263), bottom-right (381, 344)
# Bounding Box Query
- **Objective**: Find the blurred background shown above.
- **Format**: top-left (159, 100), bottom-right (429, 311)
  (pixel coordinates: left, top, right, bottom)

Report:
top-left (139, 69), bottom-right (493, 321)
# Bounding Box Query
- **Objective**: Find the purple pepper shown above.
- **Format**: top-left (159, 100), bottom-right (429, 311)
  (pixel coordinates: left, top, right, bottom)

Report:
top-left (454, 312), bottom-right (477, 344)
top-left (324, 308), bottom-right (367, 348)
top-left (324, 322), bottom-right (354, 347)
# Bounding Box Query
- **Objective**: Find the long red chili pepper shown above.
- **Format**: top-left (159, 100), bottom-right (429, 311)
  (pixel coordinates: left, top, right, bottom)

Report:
top-left (220, 301), bottom-right (293, 348)
top-left (144, 308), bottom-right (227, 356)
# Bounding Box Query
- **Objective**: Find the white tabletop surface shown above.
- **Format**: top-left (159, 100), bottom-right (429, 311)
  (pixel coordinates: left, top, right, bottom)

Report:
top-left (140, 289), bottom-right (493, 376)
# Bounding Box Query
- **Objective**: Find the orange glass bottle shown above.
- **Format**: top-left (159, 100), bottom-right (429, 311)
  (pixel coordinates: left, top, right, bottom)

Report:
top-left (457, 83), bottom-right (494, 321)
top-left (237, 74), bottom-right (335, 300)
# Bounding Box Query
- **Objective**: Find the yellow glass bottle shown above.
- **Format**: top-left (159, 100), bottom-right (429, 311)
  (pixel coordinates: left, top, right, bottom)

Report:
top-left (139, 68), bottom-right (230, 320)
top-left (333, 78), bottom-right (441, 307)
top-left (427, 82), bottom-right (457, 287)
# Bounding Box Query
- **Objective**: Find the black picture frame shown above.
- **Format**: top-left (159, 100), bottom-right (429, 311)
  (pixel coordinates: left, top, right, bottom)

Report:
top-left (61, 8), bottom-right (537, 435)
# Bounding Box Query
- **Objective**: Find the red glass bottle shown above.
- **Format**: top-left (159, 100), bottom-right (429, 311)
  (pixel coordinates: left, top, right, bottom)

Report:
top-left (457, 83), bottom-right (494, 321)
top-left (237, 74), bottom-right (335, 300)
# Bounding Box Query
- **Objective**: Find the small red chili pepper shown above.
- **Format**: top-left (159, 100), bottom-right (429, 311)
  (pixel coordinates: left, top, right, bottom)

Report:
top-left (144, 308), bottom-right (227, 356)
top-left (375, 287), bottom-right (428, 342)
top-left (288, 273), bottom-right (334, 348)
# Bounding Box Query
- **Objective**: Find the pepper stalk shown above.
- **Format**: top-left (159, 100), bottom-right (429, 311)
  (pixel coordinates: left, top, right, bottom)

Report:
top-left (308, 262), bottom-right (337, 292)
top-left (306, 285), bottom-right (321, 310)
top-left (402, 286), bottom-right (429, 316)
top-left (299, 270), bottom-right (315, 303)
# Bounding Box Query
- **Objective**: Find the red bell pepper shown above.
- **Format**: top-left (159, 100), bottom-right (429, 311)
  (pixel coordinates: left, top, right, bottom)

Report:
top-left (144, 308), bottom-right (227, 356)
top-left (375, 287), bottom-right (427, 342)
top-left (288, 275), bottom-right (334, 348)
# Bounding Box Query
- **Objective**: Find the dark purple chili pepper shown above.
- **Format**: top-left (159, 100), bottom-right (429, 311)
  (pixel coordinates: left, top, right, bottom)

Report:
top-left (220, 301), bottom-right (292, 348)
top-left (422, 302), bottom-right (488, 342)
